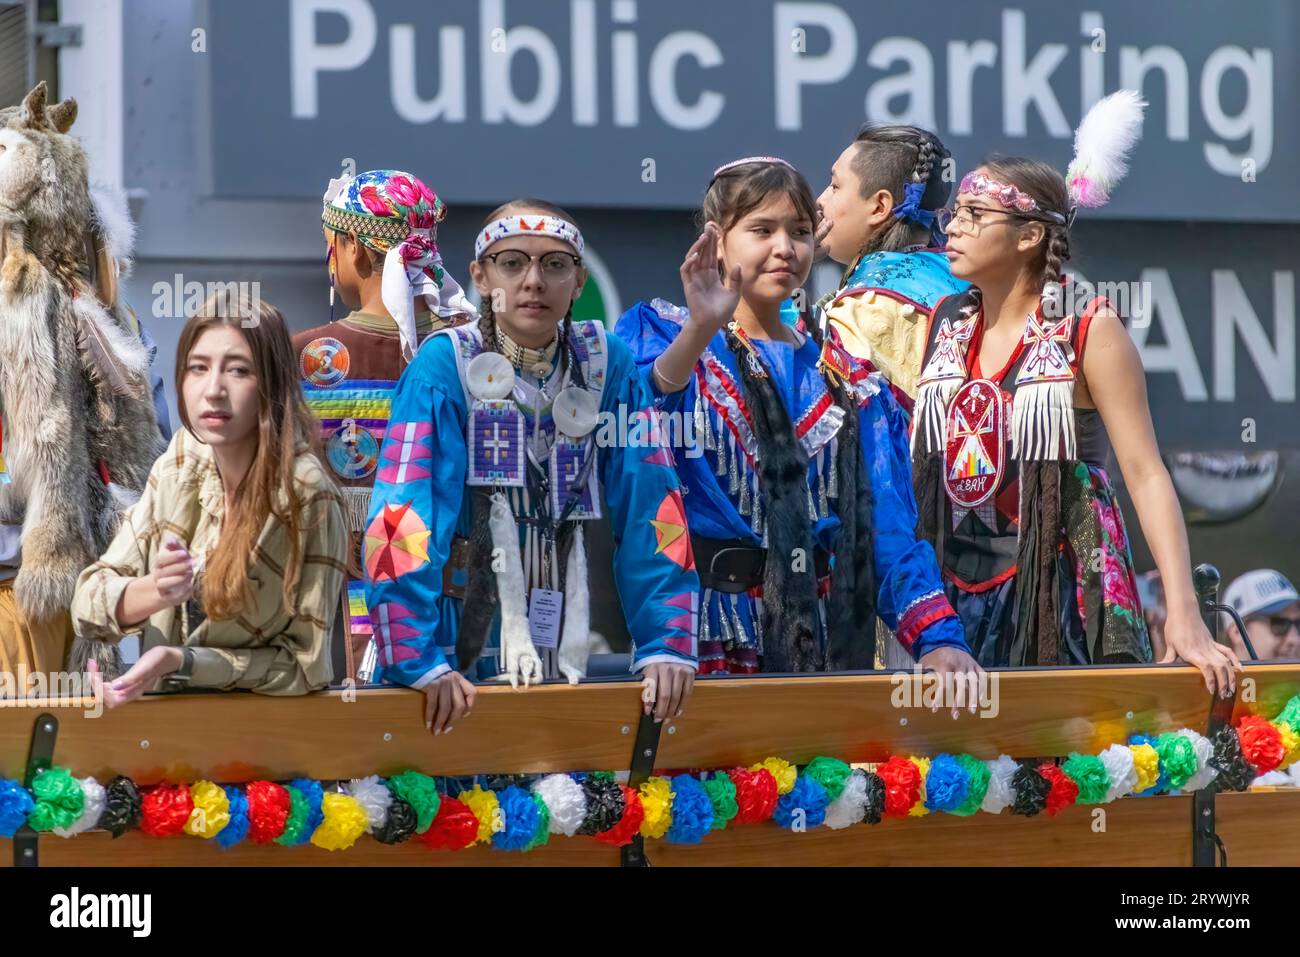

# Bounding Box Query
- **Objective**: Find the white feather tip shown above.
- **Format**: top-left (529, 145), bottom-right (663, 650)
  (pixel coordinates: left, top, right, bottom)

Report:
top-left (1066, 90), bottom-right (1147, 208)
top-left (89, 182), bottom-right (137, 265)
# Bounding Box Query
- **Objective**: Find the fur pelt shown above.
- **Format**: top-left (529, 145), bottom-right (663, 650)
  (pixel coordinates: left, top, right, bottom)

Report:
top-left (0, 83), bottom-right (163, 669)
top-left (821, 384), bottom-right (877, 671)
top-left (556, 525), bottom-right (591, 685)
top-left (488, 491), bottom-right (541, 687)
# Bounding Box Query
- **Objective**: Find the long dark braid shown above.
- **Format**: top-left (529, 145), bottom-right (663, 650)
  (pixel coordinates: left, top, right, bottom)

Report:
top-left (723, 326), bottom-right (821, 672)
top-left (804, 313), bottom-right (878, 670)
top-left (455, 305), bottom-right (504, 671)
top-left (1034, 462), bottom-right (1063, 665)
top-left (912, 446), bottom-right (943, 547)
top-left (1041, 225), bottom-right (1072, 306)
top-left (1007, 460), bottom-right (1063, 666)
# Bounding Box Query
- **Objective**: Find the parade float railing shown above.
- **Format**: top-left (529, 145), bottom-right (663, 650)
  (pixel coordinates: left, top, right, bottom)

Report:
top-left (3, 565), bottom-right (1298, 867)
top-left (2, 661), bottom-right (1299, 867)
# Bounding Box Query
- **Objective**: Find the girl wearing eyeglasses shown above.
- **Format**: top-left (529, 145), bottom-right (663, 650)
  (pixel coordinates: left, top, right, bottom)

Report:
top-left (364, 199), bottom-right (699, 735)
top-left (913, 92), bottom-right (1241, 696)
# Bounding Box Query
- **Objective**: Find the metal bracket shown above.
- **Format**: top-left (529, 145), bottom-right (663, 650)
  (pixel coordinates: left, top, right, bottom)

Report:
top-left (1193, 677), bottom-right (1234, 867)
top-left (1193, 682), bottom-right (1235, 867)
top-left (33, 22), bottom-right (82, 47)
top-left (1192, 788), bottom-right (1226, 867)
top-left (619, 710), bottom-right (665, 868)
top-left (15, 711), bottom-right (58, 868)
top-left (1191, 564), bottom-right (1234, 867)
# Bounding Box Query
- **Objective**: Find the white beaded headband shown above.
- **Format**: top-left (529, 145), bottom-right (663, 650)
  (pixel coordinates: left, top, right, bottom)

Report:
top-left (710, 155), bottom-right (795, 183)
top-left (474, 214), bottom-right (584, 259)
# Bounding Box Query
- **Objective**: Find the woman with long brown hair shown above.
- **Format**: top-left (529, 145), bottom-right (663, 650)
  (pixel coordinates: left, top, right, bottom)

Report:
top-left (71, 290), bottom-right (348, 704)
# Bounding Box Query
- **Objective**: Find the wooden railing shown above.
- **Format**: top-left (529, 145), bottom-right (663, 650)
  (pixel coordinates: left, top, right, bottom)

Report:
top-left (3, 662), bottom-right (1298, 866)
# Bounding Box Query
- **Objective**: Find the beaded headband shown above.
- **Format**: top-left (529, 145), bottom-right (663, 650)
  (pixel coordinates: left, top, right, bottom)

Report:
top-left (474, 214), bottom-right (584, 259)
top-left (321, 205), bottom-right (413, 244)
top-left (710, 155), bottom-right (795, 183)
top-left (958, 171), bottom-right (1071, 226)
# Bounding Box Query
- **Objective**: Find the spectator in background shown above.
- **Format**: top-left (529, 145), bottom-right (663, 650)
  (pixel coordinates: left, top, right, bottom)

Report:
top-left (132, 308), bottom-right (175, 442)
top-left (1223, 570), bottom-right (1300, 662)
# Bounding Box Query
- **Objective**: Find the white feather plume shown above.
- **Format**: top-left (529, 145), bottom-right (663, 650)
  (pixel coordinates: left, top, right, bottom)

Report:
top-left (89, 182), bottom-right (136, 270)
top-left (1065, 90), bottom-right (1147, 208)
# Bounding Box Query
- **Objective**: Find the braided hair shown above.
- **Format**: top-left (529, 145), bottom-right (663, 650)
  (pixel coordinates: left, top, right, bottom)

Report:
top-left (850, 125), bottom-right (954, 256)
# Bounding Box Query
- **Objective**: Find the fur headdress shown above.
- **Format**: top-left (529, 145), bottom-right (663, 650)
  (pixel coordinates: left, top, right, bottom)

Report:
top-left (0, 83), bottom-right (164, 675)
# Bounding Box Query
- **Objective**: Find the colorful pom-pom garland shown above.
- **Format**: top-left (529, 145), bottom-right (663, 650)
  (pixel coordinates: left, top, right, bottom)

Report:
top-left (2, 695), bottom-right (1299, 852)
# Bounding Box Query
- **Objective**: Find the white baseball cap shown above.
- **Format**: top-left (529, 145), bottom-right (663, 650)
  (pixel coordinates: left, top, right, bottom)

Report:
top-left (1224, 569), bottom-right (1300, 621)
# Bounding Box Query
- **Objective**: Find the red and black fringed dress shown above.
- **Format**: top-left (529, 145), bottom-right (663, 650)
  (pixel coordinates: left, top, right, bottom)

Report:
top-left (910, 287), bottom-right (1151, 667)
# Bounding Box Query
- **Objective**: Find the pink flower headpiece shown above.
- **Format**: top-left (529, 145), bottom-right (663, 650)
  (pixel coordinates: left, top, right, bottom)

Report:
top-left (955, 90), bottom-right (1147, 230)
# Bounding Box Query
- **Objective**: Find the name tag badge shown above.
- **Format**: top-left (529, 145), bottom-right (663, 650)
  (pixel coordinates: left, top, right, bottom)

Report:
top-left (118, 635), bottom-right (142, 667)
top-left (527, 588), bottom-right (563, 650)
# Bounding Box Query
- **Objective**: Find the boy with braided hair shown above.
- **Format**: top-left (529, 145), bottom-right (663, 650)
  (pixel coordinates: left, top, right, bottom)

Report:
top-left (814, 125), bottom-right (969, 409)
top-left (812, 127), bottom-right (969, 667)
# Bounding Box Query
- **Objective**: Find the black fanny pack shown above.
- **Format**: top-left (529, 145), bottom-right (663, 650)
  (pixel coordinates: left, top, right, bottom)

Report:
top-left (692, 536), bottom-right (831, 593)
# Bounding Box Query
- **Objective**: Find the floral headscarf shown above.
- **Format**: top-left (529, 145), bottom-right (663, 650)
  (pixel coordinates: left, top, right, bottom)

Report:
top-left (323, 169), bottom-right (473, 359)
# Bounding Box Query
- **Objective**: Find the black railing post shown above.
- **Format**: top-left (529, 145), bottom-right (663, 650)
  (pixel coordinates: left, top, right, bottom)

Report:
top-left (1191, 564), bottom-right (1234, 867)
top-left (620, 710), bottom-right (665, 867)
top-left (14, 711), bottom-right (58, 868)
